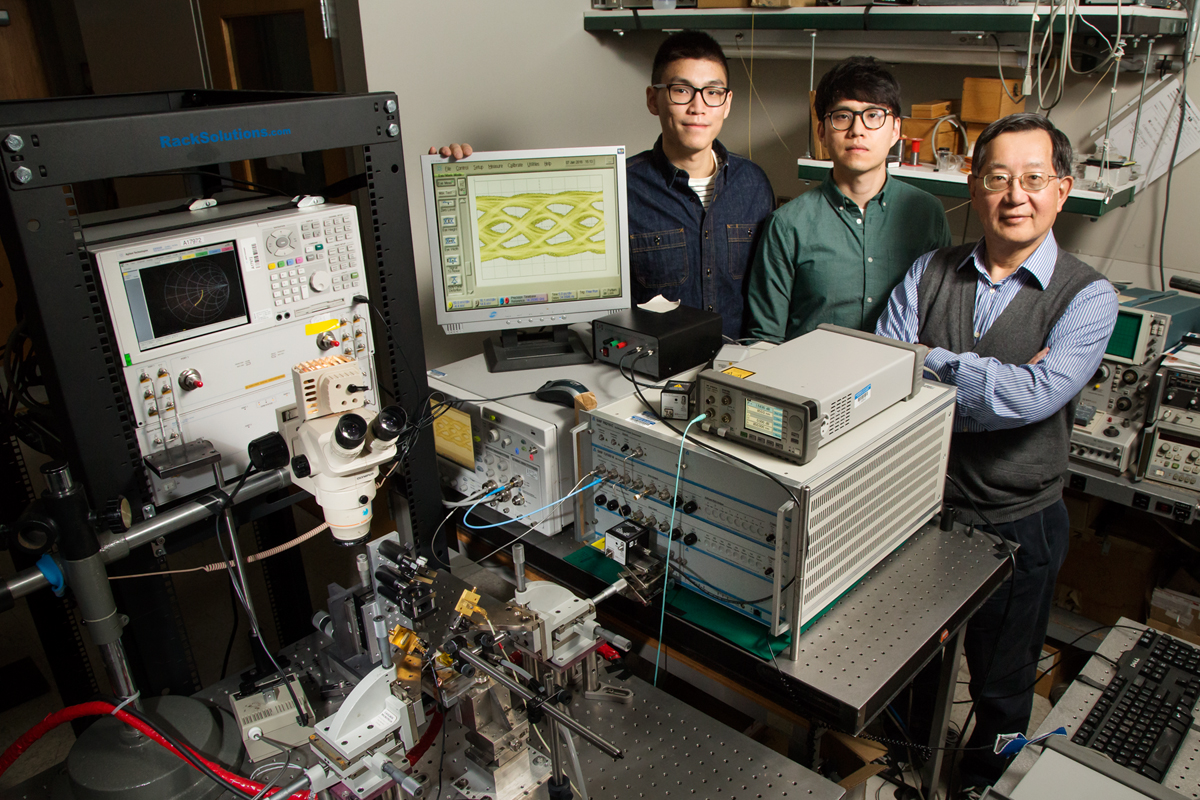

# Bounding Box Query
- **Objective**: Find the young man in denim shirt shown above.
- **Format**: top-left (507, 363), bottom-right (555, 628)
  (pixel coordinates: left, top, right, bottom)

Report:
top-left (745, 57), bottom-right (950, 342)
top-left (432, 33), bottom-right (772, 340)
top-left (626, 31), bottom-right (775, 340)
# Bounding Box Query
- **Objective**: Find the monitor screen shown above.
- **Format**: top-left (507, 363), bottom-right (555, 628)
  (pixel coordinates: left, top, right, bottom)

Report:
top-left (119, 241), bottom-right (250, 351)
top-left (422, 147), bottom-right (630, 335)
top-left (1106, 310), bottom-right (1142, 361)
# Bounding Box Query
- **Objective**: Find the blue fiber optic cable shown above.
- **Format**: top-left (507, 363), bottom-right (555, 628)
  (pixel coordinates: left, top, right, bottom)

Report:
top-left (462, 478), bottom-right (603, 530)
top-left (653, 413), bottom-right (707, 687)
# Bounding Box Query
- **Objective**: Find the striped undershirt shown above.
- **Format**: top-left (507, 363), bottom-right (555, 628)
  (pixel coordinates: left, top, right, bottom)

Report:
top-left (687, 150), bottom-right (720, 210)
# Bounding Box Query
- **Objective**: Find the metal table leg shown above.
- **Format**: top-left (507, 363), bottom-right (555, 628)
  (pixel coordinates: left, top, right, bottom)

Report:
top-left (923, 628), bottom-right (966, 793)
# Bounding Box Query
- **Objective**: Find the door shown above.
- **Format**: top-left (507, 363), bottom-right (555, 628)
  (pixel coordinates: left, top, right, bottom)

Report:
top-left (199, 0), bottom-right (348, 197)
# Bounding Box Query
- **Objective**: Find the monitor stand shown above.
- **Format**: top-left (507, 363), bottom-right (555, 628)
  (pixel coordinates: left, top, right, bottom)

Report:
top-left (483, 325), bottom-right (592, 373)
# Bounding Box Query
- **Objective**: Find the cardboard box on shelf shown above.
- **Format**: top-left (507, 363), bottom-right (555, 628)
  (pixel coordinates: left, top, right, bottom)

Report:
top-left (1054, 529), bottom-right (1157, 626)
top-left (900, 117), bottom-right (963, 164)
top-left (1035, 643), bottom-right (1063, 699)
top-left (911, 100), bottom-right (953, 119)
top-left (697, 0), bottom-right (751, 6)
top-left (752, 0), bottom-right (816, 5)
top-left (1064, 490), bottom-right (1109, 533)
top-left (961, 77), bottom-right (1026, 123)
top-left (1149, 586), bottom-right (1200, 646)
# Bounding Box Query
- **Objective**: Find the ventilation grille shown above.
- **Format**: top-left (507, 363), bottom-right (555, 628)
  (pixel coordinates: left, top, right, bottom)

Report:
top-left (444, 322), bottom-right (464, 334)
top-left (822, 392), bottom-right (854, 438)
top-left (801, 412), bottom-right (950, 613)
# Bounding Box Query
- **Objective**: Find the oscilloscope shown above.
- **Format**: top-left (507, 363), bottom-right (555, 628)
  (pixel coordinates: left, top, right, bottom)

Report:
top-left (87, 197), bottom-right (379, 505)
top-left (420, 146), bottom-right (631, 372)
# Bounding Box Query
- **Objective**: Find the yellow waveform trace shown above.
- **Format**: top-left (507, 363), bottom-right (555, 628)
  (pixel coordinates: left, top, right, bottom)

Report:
top-left (475, 191), bottom-right (605, 261)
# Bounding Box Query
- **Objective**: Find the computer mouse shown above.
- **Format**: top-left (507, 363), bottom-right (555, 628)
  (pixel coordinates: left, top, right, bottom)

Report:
top-left (534, 379), bottom-right (589, 408)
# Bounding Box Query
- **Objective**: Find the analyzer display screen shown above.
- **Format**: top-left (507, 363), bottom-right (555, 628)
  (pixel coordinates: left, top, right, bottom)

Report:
top-left (1105, 310), bottom-right (1142, 360)
top-left (745, 398), bottom-right (784, 440)
top-left (120, 241), bottom-right (250, 351)
top-left (430, 154), bottom-right (624, 313)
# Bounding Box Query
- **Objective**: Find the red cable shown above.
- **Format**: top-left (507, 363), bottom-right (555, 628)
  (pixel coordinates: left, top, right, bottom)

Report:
top-left (0, 701), bottom-right (310, 798)
top-left (3, 701), bottom-right (448, 795)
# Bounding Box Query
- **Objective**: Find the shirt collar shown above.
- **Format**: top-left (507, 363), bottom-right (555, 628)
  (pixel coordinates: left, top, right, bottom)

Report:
top-left (961, 231), bottom-right (1059, 289)
top-left (820, 172), bottom-right (890, 211)
top-left (651, 136), bottom-right (729, 184)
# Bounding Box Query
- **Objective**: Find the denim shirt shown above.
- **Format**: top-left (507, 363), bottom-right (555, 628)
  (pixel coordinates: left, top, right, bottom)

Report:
top-left (626, 137), bottom-right (774, 339)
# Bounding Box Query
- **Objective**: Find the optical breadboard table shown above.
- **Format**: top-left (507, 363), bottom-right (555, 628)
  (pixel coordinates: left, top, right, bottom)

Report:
top-left (462, 517), bottom-right (1014, 788)
top-left (3, 568), bottom-right (847, 800)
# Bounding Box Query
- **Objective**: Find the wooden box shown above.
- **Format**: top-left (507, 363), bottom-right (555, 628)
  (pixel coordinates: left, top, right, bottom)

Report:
top-left (809, 90), bottom-right (829, 161)
top-left (961, 77), bottom-right (1025, 123)
top-left (901, 117), bottom-right (961, 164)
top-left (910, 100), bottom-right (952, 119)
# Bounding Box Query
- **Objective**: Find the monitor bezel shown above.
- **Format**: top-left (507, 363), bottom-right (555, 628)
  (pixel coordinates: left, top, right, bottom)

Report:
top-left (421, 146), bottom-right (631, 335)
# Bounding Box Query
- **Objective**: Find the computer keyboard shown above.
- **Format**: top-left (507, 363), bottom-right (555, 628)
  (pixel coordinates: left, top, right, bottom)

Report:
top-left (1071, 629), bottom-right (1200, 782)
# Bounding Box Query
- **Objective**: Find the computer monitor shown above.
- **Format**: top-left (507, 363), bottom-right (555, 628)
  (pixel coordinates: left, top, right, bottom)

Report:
top-left (421, 146), bottom-right (631, 372)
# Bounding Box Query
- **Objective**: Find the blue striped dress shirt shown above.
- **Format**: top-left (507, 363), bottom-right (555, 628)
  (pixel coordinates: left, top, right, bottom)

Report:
top-left (875, 232), bottom-right (1119, 432)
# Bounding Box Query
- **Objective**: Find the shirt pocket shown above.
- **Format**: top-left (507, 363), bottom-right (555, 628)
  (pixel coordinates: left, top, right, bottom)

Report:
top-left (630, 228), bottom-right (688, 289)
top-left (726, 223), bottom-right (758, 281)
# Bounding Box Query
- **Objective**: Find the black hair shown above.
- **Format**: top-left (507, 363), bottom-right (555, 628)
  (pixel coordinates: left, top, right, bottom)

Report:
top-left (971, 113), bottom-right (1074, 178)
top-left (651, 31), bottom-right (729, 85)
top-left (813, 56), bottom-right (902, 121)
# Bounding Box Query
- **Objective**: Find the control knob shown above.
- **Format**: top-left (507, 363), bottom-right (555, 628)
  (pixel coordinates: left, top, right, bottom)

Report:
top-left (486, 429), bottom-right (499, 443)
top-left (1121, 369), bottom-right (1139, 385)
top-left (309, 271), bottom-right (332, 292)
top-left (1114, 397), bottom-right (1132, 412)
top-left (178, 368), bottom-right (203, 391)
top-left (317, 331), bottom-right (340, 351)
top-left (1090, 364), bottom-right (1111, 385)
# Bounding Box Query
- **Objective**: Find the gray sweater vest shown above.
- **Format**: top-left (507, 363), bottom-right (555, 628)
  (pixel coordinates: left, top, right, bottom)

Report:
top-left (917, 242), bottom-right (1106, 525)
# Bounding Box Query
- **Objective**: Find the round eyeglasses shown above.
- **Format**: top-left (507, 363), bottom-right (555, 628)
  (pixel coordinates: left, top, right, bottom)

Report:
top-left (825, 108), bottom-right (893, 131)
top-left (652, 83), bottom-right (731, 107)
top-left (978, 172), bottom-right (1062, 192)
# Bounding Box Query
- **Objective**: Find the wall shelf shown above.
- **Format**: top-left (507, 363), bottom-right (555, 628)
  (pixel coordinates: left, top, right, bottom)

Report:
top-left (796, 157), bottom-right (1135, 216)
top-left (584, 6), bottom-right (1187, 37)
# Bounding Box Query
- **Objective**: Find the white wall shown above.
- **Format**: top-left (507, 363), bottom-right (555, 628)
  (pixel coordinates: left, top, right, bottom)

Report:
top-left (357, 2), bottom-right (1200, 368)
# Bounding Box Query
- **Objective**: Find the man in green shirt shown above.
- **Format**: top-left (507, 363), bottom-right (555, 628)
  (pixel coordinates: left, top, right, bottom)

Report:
top-left (745, 57), bottom-right (951, 342)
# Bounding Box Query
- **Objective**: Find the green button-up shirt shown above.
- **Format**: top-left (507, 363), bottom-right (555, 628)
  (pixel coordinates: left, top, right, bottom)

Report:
top-left (745, 174), bottom-right (950, 342)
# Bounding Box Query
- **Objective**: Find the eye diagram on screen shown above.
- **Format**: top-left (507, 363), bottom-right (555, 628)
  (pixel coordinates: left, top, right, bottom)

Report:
top-left (473, 184), bottom-right (605, 266)
top-left (429, 154), bottom-right (624, 311)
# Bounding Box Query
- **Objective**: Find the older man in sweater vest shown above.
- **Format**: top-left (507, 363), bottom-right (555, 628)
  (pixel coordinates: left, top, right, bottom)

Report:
top-left (876, 113), bottom-right (1118, 794)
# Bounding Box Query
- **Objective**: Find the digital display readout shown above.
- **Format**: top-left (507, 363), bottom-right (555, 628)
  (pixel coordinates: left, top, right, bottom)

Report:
top-left (745, 398), bottom-right (784, 440)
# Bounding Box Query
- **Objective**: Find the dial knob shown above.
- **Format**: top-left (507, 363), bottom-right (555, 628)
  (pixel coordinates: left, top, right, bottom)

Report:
top-left (486, 429), bottom-right (499, 443)
top-left (1091, 364), bottom-right (1112, 384)
top-left (1114, 397), bottom-right (1132, 412)
top-left (1121, 369), bottom-right (1138, 385)
top-left (500, 436), bottom-right (512, 447)
top-left (1161, 443), bottom-right (1172, 454)
top-left (309, 271), bottom-right (332, 292)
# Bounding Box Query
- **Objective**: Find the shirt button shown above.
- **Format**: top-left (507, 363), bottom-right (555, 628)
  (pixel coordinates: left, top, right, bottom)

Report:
top-left (856, 219), bottom-right (862, 225)
top-left (706, 269), bottom-right (711, 275)
top-left (867, 257), bottom-right (873, 263)
top-left (867, 297), bottom-right (874, 303)
top-left (990, 287), bottom-right (997, 294)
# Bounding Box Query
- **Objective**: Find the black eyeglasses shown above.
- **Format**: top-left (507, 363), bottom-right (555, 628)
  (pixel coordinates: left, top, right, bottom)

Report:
top-left (652, 83), bottom-right (731, 107)
top-left (825, 107), bottom-right (893, 131)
